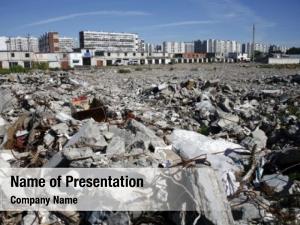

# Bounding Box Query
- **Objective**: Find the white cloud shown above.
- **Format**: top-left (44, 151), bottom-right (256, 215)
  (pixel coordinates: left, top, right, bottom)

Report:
top-left (21, 10), bottom-right (150, 28)
top-left (148, 20), bottom-right (218, 28)
top-left (193, 0), bottom-right (276, 28)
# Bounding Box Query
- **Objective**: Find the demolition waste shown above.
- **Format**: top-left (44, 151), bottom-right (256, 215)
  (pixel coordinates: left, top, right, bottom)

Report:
top-left (0, 63), bottom-right (299, 225)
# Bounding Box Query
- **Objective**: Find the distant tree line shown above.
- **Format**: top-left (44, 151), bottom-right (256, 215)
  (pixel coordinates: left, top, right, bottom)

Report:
top-left (286, 47), bottom-right (300, 55)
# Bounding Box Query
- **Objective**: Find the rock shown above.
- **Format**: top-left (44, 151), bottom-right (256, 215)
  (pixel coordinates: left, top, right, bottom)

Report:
top-left (65, 119), bottom-right (108, 150)
top-left (0, 89), bottom-right (16, 113)
top-left (261, 174), bottom-right (291, 193)
top-left (108, 125), bottom-right (135, 146)
top-left (195, 100), bottom-right (217, 121)
top-left (127, 119), bottom-right (166, 149)
top-left (103, 131), bottom-right (114, 140)
top-left (51, 123), bottom-right (69, 134)
top-left (106, 136), bottom-right (126, 155)
top-left (43, 133), bottom-right (55, 146)
top-left (192, 167), bottom-right (235, 225)
top-left (252, 128), bottom-right (267, 149)
top-left (219, 98), bottom-right (232, 113)
top-left (217, 113), bottom-right (239, 128)
top-left (154, 120), bottom-right (168, 129)
top-left (232, 202), bottom-right (264, 221)
top-left (63, 147), bottom-right (94, 161)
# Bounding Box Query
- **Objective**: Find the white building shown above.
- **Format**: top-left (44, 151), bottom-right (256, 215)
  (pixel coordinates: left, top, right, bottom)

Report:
top-left (79, 31), bottom-right (139, 52)
top-left (145, 43), bottom-right (155, 53)
top-left (35, 53), bottom-right (62, 68)
top-left (163, 42), bottom-right (185, 54)
top-left (67, 53), bottom-right (83, 68)
top-left (0, 37), bottom-right (7, 51)
top-left (137, 39), bottom-right (145, 52)
top-left (0, 36), bottom-right (39, 52)
top-left (0, 51), bottom-right (35, 69)
top-left (184, 42), bottom-right (194, 53)
top-left (59, 37), bottom-right (77, 52)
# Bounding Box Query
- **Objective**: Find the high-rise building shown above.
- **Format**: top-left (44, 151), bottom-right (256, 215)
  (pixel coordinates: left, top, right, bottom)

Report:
top-left (145, 43), bottom-right (154, 53)
top-left (137, 39), bottom-right (145, 53)
top-left (163, 42), bottom-right (185, 54)
top-left (236, 42), bottom-right (242, 53)
top-left (194, 40), bottom-right (202, 53)
top-left (195, 39), bottom-right (242, 56)
top-left (184, 42), bottom-right (195, 53)
top-left (269, 44), bottom-right (287, 53)
top-left (214, 40), bottom-right (226, 54)
top-left (79, 31), bottom-right (139, 52)
top-left (0, 36), bottom-right (39, 52)
top-left (59, 37), bottom-right (77, 52)
top-left (39, 32), bottom-right (60, 53)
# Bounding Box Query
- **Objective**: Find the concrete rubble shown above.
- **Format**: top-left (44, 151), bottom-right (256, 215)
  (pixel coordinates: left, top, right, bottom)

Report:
top-left (0, 64), bottom-right (299, 224)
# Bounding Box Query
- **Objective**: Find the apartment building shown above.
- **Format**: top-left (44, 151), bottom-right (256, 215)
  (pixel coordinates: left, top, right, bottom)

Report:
top-left (269, 45), bottom-right (287, 53)
top-left (195, 39), bottom-right (242, 56)
top-left (0, 36), bottom-right (39, 52)
top-left (79, 31), bottom-right (139, 52)
top-left (59, 37), bottom-right (77, 52)
top-left (163, 41), bottom-right (185, 54)
top-left (184, 42), bottom-right (195, 53)
top-left (39, 32), bottom-right (60, 53)
top-left (137, 39), bottom-right (145, 53)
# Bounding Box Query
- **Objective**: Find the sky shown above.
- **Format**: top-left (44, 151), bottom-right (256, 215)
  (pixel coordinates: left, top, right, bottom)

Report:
top-left (1, 0), bottom-right (299, 46)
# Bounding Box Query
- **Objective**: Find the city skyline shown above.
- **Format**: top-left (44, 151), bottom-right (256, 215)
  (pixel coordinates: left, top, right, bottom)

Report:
top-left (0, 0), bottom-right (299, 47)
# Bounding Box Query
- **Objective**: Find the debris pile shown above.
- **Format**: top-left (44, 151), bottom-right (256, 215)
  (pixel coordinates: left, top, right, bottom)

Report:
top-left (0, 66), bottom-right (299, 224)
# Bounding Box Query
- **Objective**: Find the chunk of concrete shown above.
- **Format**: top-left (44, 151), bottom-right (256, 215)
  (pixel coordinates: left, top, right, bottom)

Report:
top-left (63, 147), bottom-right (94, 161)
top-left (65, 119), bottom-right (108, 150)
top-left (106, 136), bottom-right (126, 155)
top-left (103, 131), bottom-right (114, 140)
top-left (51, 123), bottom-right (69, 134)
top-left (0, 89), bottom-right (15, 113)
top-left (127, 119), bottom-right (166, 149)
top-left (252, 128), bottom-right (267, 149)
top-left (192, 167), bottom-right (235, 225)
top-left (261, 174), bottom-right (291, 193)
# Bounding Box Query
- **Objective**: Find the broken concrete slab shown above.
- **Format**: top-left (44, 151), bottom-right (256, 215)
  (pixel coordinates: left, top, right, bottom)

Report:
top-left (106, 136), bottom-right (126, 155)
top-left (192, 166), bottom-right (235, 225)
top-left (127, 119), bottom-right (166, 149)
top-left (65, 119), bottom-right (108, 150)
top-left (63, 147), bottom-right (94, 161)
top-left (252, 128), bottom-right (267, 149)
top-left (261, 174), bottom-right (291, 194)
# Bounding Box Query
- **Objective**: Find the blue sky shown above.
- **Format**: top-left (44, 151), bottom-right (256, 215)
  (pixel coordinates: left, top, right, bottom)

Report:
top-left (1, 0), bottom-right (299, 46)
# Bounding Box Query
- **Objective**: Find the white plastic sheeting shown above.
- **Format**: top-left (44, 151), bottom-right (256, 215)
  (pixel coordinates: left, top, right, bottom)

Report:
top-left (169, 129), bottom-right (250, 196)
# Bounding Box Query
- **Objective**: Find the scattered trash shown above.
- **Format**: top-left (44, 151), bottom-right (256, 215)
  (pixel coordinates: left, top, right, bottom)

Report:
top-left (0, 65), bottom-right (299, 224)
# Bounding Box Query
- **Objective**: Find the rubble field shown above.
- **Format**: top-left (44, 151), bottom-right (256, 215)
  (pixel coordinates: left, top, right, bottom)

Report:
top-left (0, 63), bottom-right (300, 225)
